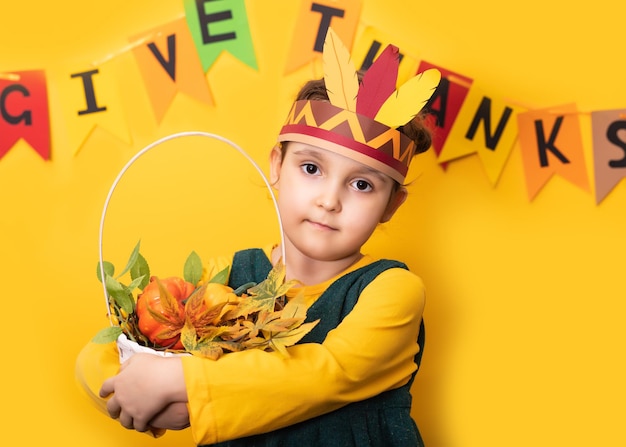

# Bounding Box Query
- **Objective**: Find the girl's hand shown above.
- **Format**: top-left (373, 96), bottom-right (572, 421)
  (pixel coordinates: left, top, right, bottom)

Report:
top-left (149, 402), bottom-right (190, 430)
top-left (99, 354), bottom-right (187, 432)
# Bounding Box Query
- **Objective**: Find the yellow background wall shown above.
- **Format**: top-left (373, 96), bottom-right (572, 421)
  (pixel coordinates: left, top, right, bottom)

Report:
top-left (1, 1), bottom-right (624, 446)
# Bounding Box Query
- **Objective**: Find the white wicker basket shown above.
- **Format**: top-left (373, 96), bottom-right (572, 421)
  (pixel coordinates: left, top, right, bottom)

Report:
top-left (97, 132), bottom-right (286, 363)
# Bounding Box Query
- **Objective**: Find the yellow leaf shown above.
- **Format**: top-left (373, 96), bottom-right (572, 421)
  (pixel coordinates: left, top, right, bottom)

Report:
top-left (155, 277), bottom-right (183, 317)
top-left (180, 318), bottom-right (199, 352)
top-left (267, 320), bottom-right (320, 358)
top-left (281, 291), bottom-right (309, 320)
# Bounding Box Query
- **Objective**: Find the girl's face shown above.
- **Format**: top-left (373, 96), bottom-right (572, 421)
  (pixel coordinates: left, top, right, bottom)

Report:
top-left (269, 142), bottom-right (407, 264)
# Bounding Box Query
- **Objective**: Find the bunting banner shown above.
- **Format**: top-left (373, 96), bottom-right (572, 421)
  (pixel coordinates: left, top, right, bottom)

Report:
top-left (439, 84), bottom-right (525, 185)
top-left (417, 60), bottom-right (473, 170)
top-left (591, 109), bottom-right (626, 204)
top-left (63, 59), bottom-right (131, 156)
top-left (2, 0), bottom-right (626, 204)
top-left (184, 0), bottom-right (257, 72)
top-left (351, 26), bottom-right (420, 86)
top-left (284, 0), bottom-right (362, 74)
top-left (0, 70), bottom-right (50, 161)
top-left (517, 104), bottom-right (590, 201)
top-left (131, 18), bottom-right (214, 124)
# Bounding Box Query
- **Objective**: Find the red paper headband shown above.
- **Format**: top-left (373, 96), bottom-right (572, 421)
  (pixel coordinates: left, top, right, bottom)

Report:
top-left (278, 28), bottom-right (440, 183)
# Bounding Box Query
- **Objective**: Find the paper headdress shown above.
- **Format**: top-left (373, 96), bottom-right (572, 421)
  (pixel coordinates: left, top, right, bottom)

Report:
top-left (278, 28), bottom-right (441, 183)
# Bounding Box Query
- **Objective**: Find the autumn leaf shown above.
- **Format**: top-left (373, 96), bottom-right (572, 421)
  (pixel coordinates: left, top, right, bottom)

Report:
top-left (234, 262), bottom-right (300, 317)
top-left (248, 261), bottom-right (298, 301)
top-left (155, 277), bottom-right (184, 319)
top-left (183, 283), bottom-right (207, 315)
top-left (280, 291), bottom-right (309, 320)
top-left (184, 283), bottom-right (234, 329)
top-left (242, 336), bottom-right (269, 350)
top-left (266, 320), bottom-right (320, 358)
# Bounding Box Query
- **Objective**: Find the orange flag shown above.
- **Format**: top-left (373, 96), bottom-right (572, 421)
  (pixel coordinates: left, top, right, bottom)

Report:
top-left (591, 109), bottom-right (626, 204)
top-left (131, 18), bottom-right (214, 123)
top-left (0, 70), bottom-right (50, 160)
top-left (517, 104), bottom-right (590, 201)
top-left (284, 0), bottom-right (362, 74)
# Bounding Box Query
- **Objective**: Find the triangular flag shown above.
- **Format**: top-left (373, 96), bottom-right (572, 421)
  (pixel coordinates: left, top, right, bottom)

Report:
top-left (517, 104), bottom-right (590, 201)
top-left (591, 109), bottom-right (626, 204)
top-left (417, 60), bottom-right (473, 170)
top-left (0, 70), bottom-right (51, 161)
top-left (441, 85), bottom-right (525, 185)
top-left (351, 26), bottom-right (419, 86)
top-left (62, 59), bottom-right (131, 156)
top-left (131, 18), bottom-right (214, 124)
top-left (284, 0), bottom-right (362, 74)
top-left (184, 0), bottom-right (257, 72)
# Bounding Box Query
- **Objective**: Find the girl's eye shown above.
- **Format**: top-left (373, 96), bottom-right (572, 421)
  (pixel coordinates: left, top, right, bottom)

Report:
top-left (352, 179), bottom-right (373, 192)
top-left (301, 163), bottom-right (320, 175)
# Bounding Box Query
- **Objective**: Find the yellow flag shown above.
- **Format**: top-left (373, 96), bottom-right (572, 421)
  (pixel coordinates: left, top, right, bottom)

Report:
top-left (441, 85), bottom-right (525, 186)
top-left (62, 59), bottom-right (131, 156)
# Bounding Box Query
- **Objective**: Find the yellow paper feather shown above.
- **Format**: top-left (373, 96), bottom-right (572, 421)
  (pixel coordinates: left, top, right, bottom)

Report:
top-left (374, 68), bottom-right (441, 128)
top-left (323, 28), bottom-right (358, 112)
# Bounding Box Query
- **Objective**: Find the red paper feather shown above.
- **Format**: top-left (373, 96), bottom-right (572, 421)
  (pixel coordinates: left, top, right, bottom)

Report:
top-left (355, 44), bottom-right (400, 118)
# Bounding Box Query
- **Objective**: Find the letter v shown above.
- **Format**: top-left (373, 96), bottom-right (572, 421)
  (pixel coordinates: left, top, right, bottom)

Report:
top-left (148, 34), bottom-right (176, 81)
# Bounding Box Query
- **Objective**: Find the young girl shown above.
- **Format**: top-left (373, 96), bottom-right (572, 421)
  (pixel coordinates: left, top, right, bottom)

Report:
top-left (85, 30), bottom-right (439, 446)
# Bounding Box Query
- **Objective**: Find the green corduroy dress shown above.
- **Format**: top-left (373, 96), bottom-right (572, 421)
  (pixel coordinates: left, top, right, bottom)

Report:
top-left (202, 249), bottom-right (426, 447)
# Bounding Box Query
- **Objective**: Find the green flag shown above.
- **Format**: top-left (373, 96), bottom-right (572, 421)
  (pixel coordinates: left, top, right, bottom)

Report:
top-left (184, 0), bottom-right (258, 72)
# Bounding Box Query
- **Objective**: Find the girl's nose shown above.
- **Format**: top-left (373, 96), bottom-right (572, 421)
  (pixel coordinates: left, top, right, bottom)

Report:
top-left (316, 185), bottom-right (342, 212)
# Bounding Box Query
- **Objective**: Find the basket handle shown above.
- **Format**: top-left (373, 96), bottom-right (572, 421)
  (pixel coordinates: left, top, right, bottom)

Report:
top-left (98, 131), bottom-right (286, 322)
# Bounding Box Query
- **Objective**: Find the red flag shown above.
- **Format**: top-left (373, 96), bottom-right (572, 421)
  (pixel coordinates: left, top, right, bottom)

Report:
top-left (417, 61), bottom-right (473, 169)
top-left (0, 70), bottom-right (51, 160)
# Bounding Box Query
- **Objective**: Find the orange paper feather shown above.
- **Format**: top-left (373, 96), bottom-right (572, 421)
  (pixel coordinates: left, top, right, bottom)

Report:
top-left (374, 68), bottom-right (441, 128)
top-left (323, 28), bottom-right (358, 112)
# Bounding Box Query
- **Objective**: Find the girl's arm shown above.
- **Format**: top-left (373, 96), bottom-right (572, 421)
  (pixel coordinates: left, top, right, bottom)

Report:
top-left (185, 267), bottom-right (425, 444)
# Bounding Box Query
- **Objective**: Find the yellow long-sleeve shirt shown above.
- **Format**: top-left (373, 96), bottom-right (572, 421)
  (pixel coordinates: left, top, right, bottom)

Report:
top-left (183, 248), bottom-right (425, 445)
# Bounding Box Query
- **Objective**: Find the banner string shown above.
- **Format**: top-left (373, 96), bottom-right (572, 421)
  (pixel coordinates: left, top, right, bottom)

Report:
top-left (91, 32), bottom-right (164, 66)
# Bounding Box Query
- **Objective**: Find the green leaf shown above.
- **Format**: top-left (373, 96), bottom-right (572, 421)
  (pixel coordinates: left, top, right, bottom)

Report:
top-left (105, 275), bottom-right (134, 314)
top-left (208, 266), bottom-right (230, 285)
top-left (184, 251), bottom-right (203, 285)
top-left (116, 240), bottom-right (141, 279)
top-left (126, 275), bottom-right (146, 293)
top-left (92, 325), bottom-right (123, 344)
top-left (96, 261), bottom-right (115, 283)
top-left (130, 252), bottom-right (150, 290)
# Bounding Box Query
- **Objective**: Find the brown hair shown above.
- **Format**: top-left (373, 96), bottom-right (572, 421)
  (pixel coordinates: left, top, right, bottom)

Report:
top-left (294, 76), bottom-right (433, 155)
